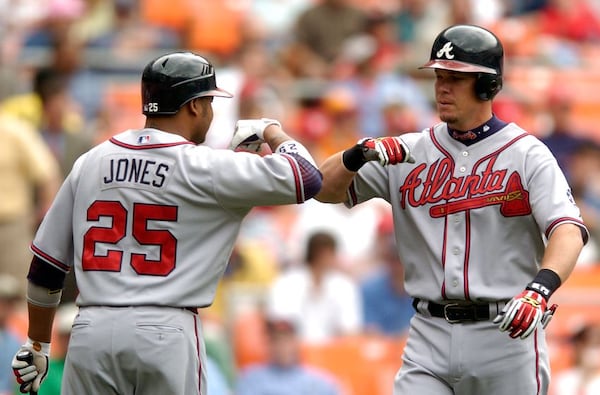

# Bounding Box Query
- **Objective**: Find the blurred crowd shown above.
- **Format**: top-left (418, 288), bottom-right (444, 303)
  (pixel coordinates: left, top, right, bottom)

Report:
top-left (2, 0), bottom-right (600, 394)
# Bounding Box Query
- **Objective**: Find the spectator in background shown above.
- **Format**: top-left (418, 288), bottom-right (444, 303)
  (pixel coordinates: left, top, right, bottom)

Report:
top-left (0, 112), bottom-right (61, 294)
top-left (540, 88), bottom-right (594, 183)
top-left (392, 0), bottom-right (451, 71)
top-left (86, 0), bottom-right (179, 50)
top-left (565, 141), bottom-right (600, 266)
top-left (306, 86), bottom-right (361, 165)
top-left (34, 67), bottom-right (95, 179)
top-left (235, 318), bottom-right (341, 395)
top-left (0, 275), bottom-right (23, 395)
top-left (553, 321), bottom-right (600, 395)
top-left (266, 231), bottom-right (362, 344)
top-left (0, 66), bottom-right (84, 138)
top-left (21, 0), bottom-right (85, 47)
top-left (283, 0), bottom-right (368, 78)
top-left (538, 0), bottom-right (600, 42)
top-left (360, 213), bottom-right (414, 337)
top-left (331, 33), bottom-right (434, 137)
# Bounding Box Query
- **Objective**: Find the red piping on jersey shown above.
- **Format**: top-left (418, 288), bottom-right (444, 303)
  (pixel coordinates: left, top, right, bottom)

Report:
top-left (546, 217), bottom-right (587, 241)
top-left (441, 215), bottom-right (448, 299)
top-left (194, 316), bottom-right (202, 394)
top-left (462, 132), bottom-right (529, 300)
top-left (281, 154), bottom-right (303, 204)
top-left (348, 181), bottom-right (358, 206)
top-left (430, 127), bottom-right (454, 300)
top-left (534, 329), bottom-right (541, 394)
top-left (109, 138), bottom-right (195, 150)
top-left (30, 243), bottom-right (70, 272)
top-left (463, 211), bottom-right (471, 300)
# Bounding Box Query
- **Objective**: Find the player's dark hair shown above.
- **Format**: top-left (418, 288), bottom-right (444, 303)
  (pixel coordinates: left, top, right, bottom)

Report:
top-left (304, 231), bottom-right (337, 265)
top-left (33, 67), bottom-right (68, 104)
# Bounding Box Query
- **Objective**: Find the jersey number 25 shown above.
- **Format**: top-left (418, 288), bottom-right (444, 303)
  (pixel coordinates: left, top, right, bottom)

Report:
top-left (82, 201), bottom-right (178, 276)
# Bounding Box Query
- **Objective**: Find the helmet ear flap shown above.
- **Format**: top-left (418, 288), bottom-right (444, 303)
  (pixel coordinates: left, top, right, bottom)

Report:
top-left (475, 73), bottom-right (503, 101)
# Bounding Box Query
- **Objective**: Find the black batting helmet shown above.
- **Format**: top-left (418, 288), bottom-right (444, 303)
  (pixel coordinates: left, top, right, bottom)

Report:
top-left (420, 24), bottom-right (504, 101)
top-left (141, 52), bottom-right (233, 116)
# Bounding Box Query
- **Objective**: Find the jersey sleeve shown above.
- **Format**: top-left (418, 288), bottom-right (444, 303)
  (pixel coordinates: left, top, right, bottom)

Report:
top-left (344, 161), bottom-right (391, 208)
top-left (525, 141), bottom-right (589, 242)
top-left (30, 157), bottom-right (82, 272)
top-left (209, 149), bottom-right (321, 209)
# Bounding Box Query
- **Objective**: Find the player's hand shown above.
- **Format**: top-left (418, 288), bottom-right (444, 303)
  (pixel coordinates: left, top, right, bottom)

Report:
top-left (229, 118), bottom-right (282, 151)
top-left (493, 290), bottom-right (557, 339)
top-left (359, 137), bottom-right (415, 166)
top-left (12, 343), bottom-right (49, 394)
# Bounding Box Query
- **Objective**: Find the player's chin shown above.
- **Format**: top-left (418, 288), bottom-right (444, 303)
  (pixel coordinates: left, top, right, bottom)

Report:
top-left (438, 111), bottom-right (458, 125)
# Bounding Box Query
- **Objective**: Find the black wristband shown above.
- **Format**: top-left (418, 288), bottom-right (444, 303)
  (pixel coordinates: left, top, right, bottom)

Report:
top-left (526, 268), bottom-right (562, 301)
top-left (342, 144), bottom-right (368, 172)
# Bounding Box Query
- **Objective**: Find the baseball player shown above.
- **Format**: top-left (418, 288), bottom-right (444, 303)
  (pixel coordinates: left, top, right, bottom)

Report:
top-left (315, 24), bottom-right (588, 395)
top-left (11, 51), bottom-right (323, 395)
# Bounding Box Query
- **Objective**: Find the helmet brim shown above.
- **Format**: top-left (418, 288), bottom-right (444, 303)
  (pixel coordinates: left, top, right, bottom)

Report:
top-left (200, 87), bottom-right (234, 98)
top-left (419, 59), bottom-right (497, 75)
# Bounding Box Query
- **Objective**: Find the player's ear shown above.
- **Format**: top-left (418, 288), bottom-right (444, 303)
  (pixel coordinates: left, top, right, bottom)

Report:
top-left (186, 98), bottom-right (201, 117)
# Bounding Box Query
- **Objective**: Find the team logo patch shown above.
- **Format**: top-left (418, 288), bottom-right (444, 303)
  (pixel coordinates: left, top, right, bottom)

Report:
top-left (436, 42), bottom-right (455, 59)
top-left (137, 135), bottom-right (151, 144)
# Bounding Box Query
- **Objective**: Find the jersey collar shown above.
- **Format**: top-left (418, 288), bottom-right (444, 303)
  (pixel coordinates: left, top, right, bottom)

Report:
top-left (447, 115), bottom-right (507, 146)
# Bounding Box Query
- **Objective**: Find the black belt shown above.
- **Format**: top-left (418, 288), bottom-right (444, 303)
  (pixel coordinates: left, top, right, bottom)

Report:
top-left (412, 298), bottom-right (495, 323)
top-left (82, 305), bottom-right (199, 314)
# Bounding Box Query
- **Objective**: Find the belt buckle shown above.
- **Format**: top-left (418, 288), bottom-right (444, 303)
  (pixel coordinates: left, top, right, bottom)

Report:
top-left (443, 303), bottom-right (462, 323)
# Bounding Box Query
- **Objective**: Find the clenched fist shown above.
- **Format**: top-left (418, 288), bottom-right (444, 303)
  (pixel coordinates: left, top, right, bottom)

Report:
top-left (229, 118), bottom-right (281, 151)
top-left (359, 137), bottom-right (415, 166)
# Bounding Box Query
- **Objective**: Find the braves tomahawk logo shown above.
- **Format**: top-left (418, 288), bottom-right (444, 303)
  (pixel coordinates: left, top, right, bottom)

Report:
top-left (436, 42), bottom-right (455, 59)
top-left (399, 157), bottom-right (531, 217)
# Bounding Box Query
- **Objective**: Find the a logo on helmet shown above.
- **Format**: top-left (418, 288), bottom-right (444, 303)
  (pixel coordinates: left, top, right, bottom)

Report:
top-left (436, 42), bottom-right (455, 59)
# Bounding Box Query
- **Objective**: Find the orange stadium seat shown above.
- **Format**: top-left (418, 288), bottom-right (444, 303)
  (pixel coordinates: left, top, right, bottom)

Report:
top-left (300, 335), bottom-right (406, 395)
top-left (140, 0), bottom-right (190, 32)
top-left (231, 309), bottom-right (269, 369)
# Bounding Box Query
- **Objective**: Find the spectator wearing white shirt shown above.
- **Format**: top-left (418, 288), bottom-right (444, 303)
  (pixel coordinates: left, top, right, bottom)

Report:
top-left (266, 231), bottom-right (363, 344)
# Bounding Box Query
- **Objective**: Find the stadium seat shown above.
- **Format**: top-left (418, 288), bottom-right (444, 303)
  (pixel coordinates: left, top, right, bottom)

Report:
top-left (300, 334), bottom-right (406, 395)
top-left (231, 309), bottom-right (269, 369)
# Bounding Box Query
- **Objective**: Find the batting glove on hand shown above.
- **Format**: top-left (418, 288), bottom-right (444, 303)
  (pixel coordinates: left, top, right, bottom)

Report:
top-left (229, 118), bottom-right (282, 151)
top-left (359, 137), bottom-right (415, 166)
top-left (12, 341), bottom-right (49, 394)
top-left (493, 290), bottom-right (557, 339)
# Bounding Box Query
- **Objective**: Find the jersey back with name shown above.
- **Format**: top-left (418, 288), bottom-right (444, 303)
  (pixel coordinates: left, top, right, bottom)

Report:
top-left (32, 128), bottom-right (306, 307)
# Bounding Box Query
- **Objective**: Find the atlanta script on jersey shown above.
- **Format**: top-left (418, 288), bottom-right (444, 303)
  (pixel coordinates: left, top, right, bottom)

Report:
top-left (346, 122), bottom-right (588, 302)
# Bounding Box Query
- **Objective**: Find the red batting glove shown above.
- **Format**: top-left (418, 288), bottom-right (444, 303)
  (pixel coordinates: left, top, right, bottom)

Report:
top-left (360, 137), bottom-right (415, 166)
top-left (493, 290), bottom-right (551, 339)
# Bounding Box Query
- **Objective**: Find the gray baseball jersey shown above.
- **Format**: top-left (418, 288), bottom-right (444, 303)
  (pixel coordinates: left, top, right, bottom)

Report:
top-left (348, 122), bottom-right (587, 302)
top-left (32, 128), bottom-right (314, 308)
top-left (345, 122), bottom-right (588, 395)
top-left (30, 127), bottom-right (320, 395)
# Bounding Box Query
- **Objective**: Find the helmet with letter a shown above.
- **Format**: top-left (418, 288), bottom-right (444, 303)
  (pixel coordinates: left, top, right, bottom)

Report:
top-left (420, 24), bottom-right (504, 101)
top-left (141, 51), bottom-right (233, 116)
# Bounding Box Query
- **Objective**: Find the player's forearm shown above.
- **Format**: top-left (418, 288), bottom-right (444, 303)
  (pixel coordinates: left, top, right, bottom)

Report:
top-left (263, 124), bottom-right (293, 150)
top-left (27, 302), bottom-right (57, 343)
top-left (540, 223), bottom-right (585, 283)
top-left (315, 152), bottom-right (354, 203)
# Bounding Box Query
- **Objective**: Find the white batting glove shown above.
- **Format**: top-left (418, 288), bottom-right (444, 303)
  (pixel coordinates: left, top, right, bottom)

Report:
top-left (229, 118), bottom-right (282, 151)
top-left (493, 290), bottom-right (556, 339)
top-left (359, 137), bottom-right (415, 166)
top-left (12, 339), bottom-right (50, 394)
